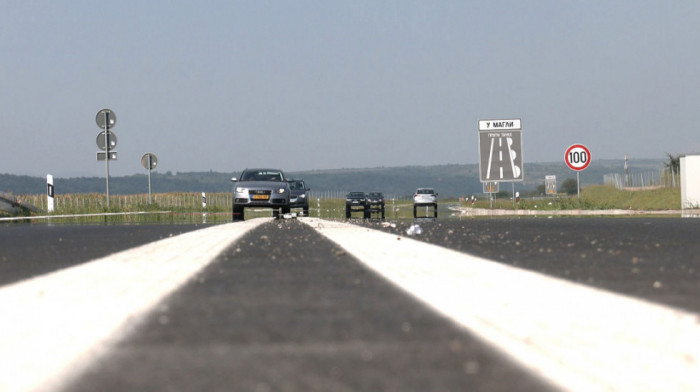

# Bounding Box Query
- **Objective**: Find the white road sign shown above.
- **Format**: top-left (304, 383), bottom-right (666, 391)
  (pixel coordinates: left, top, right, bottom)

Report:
top-left (545, 175), bottom-right (557, 195)
top-left (565, 144), bottom-right (591, 171)
top-left (479, 119), bottom-right (521, 131)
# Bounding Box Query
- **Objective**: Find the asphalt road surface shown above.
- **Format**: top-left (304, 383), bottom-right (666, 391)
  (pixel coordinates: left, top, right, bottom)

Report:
top-left (0, 217), bottom-right (698, 391)
top-left (0, 223), bottom-right (207, 286)
top-left (359, 217), bottom-right (700, 314)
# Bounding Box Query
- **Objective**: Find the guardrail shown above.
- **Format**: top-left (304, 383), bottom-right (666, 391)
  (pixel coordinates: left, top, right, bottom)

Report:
top-left (0, 192), bottom-right (42, 215)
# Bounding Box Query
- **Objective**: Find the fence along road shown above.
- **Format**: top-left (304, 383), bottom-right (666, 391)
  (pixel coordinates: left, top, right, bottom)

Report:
top-left (0, 218), bottom-right (698, 391)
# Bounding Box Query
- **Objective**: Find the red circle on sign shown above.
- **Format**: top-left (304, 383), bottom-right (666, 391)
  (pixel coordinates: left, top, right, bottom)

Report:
top-left (565, 144), bottom-right (591, 171)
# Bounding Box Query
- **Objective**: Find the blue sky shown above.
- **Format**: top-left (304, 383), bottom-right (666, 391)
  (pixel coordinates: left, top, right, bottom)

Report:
top-left (2, 1), bottom-right (699, 176)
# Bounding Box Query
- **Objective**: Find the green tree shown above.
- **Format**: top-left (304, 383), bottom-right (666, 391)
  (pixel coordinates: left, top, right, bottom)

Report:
top-left (496, 190), bottom-right (512, 198)
top-left (560, 178), bottom-right (578, 195)
top-left (664, 153), bottom-right (680, 174)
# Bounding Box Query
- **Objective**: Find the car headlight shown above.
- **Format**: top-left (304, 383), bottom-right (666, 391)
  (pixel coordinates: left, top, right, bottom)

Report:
top-left (277, 188), bottom-right (286, 194)
top-left (300, 194), bottom-right (306, 198)
top-left (236, 187), bottom-right (247, 193)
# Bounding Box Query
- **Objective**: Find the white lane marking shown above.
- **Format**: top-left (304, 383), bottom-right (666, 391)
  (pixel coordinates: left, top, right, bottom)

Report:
top-left (302, 218), bottom-right (700, 392)
top-left (0, 219), bottom-right (268, 392)
top-left (486, 137), bottom-right (494, 180)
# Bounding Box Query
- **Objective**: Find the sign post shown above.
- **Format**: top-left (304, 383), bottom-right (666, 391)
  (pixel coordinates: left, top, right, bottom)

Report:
top-left (96, 109), bottom-right (117, 208)
top-left (479, 118), bottom-right (523, 210)
top-left (141, 153), bottom-right (158, 204)
top-left (46, 174), bottom-right (54, 212)
top-left (565, 144), bottom-right (591, 203)
top-left (478, 119), bottom-right (523, 182)
top-left (545, 175), bottom-right (557, 196)
top-left (482, 181), bottom-right (499, 209)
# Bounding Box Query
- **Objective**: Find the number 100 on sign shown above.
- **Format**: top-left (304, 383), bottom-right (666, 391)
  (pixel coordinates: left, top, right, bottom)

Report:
top-left (565, 144), bottom-right (591, 171)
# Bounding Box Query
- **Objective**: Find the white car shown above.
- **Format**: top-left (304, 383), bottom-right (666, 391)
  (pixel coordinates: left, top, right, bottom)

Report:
top-left (413, 188), bottom-right (438, 218)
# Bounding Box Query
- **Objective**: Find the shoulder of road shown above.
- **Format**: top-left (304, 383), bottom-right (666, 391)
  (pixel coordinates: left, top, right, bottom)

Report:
top-left (451, 206), bottom-right (697, 217)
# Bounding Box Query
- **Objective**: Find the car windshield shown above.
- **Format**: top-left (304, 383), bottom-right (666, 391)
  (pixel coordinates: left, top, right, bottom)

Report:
top-left (240, 170), bottom-right (284, 182)
top-left (289, 181), bottom-right (304, 190)
top-left (417, 189), bottom-right (434, 194)
top-left (369, 193), bottom-right (382, 197)
top-left (347, 192), bottom-right (365, 198)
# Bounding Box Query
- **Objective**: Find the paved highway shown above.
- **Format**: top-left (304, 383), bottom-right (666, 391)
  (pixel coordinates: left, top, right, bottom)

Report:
top-left (359, 217), bottom-right (700, 314)
top-left (0, 217), bottom-right (698, 391)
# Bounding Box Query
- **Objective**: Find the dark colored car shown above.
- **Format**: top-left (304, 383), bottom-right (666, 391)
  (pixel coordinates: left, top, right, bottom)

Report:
top-left (345, 191), bottom-right (369, 219)
top-left (231, 168), bottom-right (291, 221)
top-left (288, 179), bottom-right (310, 216)
top-left (366, 192), bottom-right (386, 219)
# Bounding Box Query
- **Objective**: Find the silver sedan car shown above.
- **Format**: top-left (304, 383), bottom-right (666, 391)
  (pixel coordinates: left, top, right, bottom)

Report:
top-left (232, 168), bottom-right (291, 221)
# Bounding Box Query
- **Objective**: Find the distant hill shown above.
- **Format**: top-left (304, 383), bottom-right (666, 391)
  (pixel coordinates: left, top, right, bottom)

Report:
top-left (0, 159), bottom-right (665, 198)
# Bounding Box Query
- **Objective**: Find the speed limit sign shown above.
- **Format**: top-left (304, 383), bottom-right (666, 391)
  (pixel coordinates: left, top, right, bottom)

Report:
top-left (565, 144), bottom-right (591, 171)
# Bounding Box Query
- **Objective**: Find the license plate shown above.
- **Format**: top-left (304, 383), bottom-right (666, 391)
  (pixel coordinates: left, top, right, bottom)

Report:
top-left (252, 195), bottom-right (269, 200)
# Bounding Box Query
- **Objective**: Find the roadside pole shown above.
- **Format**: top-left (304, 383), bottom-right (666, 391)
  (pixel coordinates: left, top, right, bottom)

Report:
top-left (141, 153), bottom-right (158, 204)
top-left (577, 171), bottom-right (581, 203)
top-left (95, 109), bottom-right (117, 208)
top-left (565, 144), bottom-right (592, 204)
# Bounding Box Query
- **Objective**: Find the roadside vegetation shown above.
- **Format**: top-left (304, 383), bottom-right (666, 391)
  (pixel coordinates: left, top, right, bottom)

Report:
top-left (2, 193), bottom-right (425, 221)
top-left (465, 185), bottom-right (681, 211)
top-left (1, 185), bottom-right (682, 222)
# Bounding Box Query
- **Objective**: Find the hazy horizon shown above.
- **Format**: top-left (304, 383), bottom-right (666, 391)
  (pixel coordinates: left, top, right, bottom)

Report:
top-left (0, 157), bottom-right (668, 180)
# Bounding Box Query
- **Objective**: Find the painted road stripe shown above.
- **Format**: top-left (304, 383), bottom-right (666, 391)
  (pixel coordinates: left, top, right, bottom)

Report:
top-left (0, 219), bottom-right (268, 392)
top-left (302, 218), bottom-right (700, 391)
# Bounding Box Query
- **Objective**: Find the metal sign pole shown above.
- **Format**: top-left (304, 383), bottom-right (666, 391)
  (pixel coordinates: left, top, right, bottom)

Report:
top-left (577, 171), bottom-right (581, 203)
top-left (104, 112), bottom-right (110, 208)
top-left (148, 155), bottom-right (153, 204)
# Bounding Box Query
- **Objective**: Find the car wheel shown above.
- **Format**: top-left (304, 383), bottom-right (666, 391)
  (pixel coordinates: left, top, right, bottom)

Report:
top-left (434, 204), bottom-right (438, 218)
top-left (303, 206), bottom-right (309, 216)
top-left (381, 206), bottom-right (385, 220)
top-left (272, 208), bottom-right (280, 219)
top-left (282, 205), bottom-right (291, 214)
top-left (345, 206), bottom-right (351, 219)
top-left (232, 205), bottom-right (244, 221)
top-left (413, 205), bottom-right (417, 218)
top-left (363, 207), bottom-right (370, 219)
